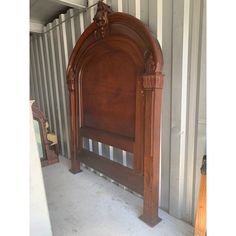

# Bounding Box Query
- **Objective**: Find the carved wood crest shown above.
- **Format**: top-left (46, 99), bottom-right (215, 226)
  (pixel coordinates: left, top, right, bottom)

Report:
top-left (93, 1), bottom-right (113, 39)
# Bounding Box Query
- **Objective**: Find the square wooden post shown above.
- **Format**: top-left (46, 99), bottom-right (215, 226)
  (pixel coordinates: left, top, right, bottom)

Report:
top-left (140, 67), bottom-right (164, 226)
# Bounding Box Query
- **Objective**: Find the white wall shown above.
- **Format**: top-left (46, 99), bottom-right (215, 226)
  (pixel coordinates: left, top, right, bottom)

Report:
top-left (30, 102), bottom-right (52, 236)
top-left (30, 0), bottom-right (206, 225)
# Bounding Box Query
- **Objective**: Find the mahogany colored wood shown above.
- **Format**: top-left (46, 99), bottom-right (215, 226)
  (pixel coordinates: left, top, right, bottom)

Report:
top-left (31, 101), bottom-right (59, 167)
top-left (67, 1), bottom-right (164, 226)
top-left (79, 149), bottom-right (144, 195)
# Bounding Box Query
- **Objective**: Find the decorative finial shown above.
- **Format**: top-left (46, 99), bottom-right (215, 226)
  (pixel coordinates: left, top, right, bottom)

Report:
top-left (93, 1), bottom-right (113, 39)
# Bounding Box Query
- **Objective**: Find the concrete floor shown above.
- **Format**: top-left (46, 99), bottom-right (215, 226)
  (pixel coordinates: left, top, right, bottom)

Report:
top-left (42, 156), bottom-right (194, 236)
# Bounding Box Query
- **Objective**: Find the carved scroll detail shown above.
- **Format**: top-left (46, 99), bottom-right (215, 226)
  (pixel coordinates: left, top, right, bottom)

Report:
top-left (144, 49), bottom-right (157, 74)
top-left (143, 50), bottom-right (164, 90)
top-left (93, 1), bottom-right (113, 39)
top-left (67, 68), bottom-right (76, 92)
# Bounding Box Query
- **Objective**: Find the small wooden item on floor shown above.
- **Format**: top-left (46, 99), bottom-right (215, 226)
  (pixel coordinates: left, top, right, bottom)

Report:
top-left (31, 100), bottom-right (59, 167)
top-left (194, 155), bottom-right (207, 236)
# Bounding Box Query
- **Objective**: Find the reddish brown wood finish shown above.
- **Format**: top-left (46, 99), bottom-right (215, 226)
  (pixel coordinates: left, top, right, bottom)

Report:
top-left (67, 1), bottom-right (164, 227)
top-left (79, 149), bottom-right (144, 195)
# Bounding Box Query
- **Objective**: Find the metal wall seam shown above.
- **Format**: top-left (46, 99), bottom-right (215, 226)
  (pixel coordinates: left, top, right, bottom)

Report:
top-left (59, 14), bottom-right (70, 65)
top-left (179, 0), bottom-right (191, 221)
top-left (32, 38), bottom-right (43, 111)
top-left (118, 0), bottom-right (123, 12)
top-left (37, 36), bottom-right (48, 115)
top-left (98, 142), bottom-right (102, 156)
top-left (47, 22), bottom-right (60, 138)
top-left (110, 0), bottom-right (118, 12)
top-left (192, 0), bottom-right (206, 224)
top-left (29, 69), bottom-right (33, 99)
top-left (140, 0), bottom-right (149, 26)
top-left (34, 37), bottom-right (46, 113)
top-left (89, 0), bottom-right (96, 23)
top-left (54, 19), bottom-right (66, 155)
top-left (60, 15), bottom-right (72, 158)
top-left (30, 42), bottom-right (36, 100)
top-left (83, 8), bottom-right (91, 29)
top-left (30, 39), bottom-right (41, 109)
top-left (57, 19), bottom-right (68, 157)
top-left (30, 64), bottom-right (36, 100)
top-left (160, 0), bottom-right (173, 214)
top-left (127, 0), bottom-right (135, 15)
top-left (79, 13), bottom-right (85, 34)
top-left (51, 20), bottom-right (66, 155)
top-left (184, 0), bottom-right (203, 224)
top-left (55, 17), bottom-right (71, 159)
top-left (73, 9), bottom-right (82, 41)
top-left (89, 139), bottom-right (93, 152)
top-left (67, 12), bottom-right (74, 58)
top-left (135, 0), bottom-right (141, 19)
top-left (39, 36), bottom-right (51, 126)
top-left (169, 0), bottom-right (185, 219)
top-left (148, 0), bottom-right (158, 36)
top-left (157, 0), bottom-right (163, 47)
top-left (122, 150), bottom-right (127, 166)
top-left (147, 0), bottom-right (162, 204)
top-left (122, 0), bottom-right (128, 13)
top-left (42, 26), bottom-right (57, 133)
top-left (60, 12), bottom-right (74, 158)
top-left (68, 9), bottom-right (76, 47)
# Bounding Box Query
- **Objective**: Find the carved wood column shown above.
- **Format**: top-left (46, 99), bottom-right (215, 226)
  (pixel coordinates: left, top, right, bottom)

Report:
top-left (67, 69), bottom-right (81, 174)
top-left (140, 51), bottom-right (164, 227)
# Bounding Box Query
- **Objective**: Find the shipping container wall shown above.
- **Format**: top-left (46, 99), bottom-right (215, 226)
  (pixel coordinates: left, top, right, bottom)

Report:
top-left (30, 0), bottom-right (206, 225)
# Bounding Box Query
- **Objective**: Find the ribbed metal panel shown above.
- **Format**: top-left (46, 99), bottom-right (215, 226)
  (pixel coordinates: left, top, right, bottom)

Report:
top-left (38, 36), bottom-right (51, 125)
top-left (29, 0), bottom-right (206, 225)
top-left (42, 25), bottom-right (57, 134)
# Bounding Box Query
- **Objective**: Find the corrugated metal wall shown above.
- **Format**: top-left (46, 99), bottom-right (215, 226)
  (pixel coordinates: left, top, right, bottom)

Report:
top-left (30, 0), bottom-right (206, 225)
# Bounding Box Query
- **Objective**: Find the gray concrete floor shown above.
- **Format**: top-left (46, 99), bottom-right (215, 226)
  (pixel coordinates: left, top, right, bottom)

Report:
top-left (42, 156), bottom-right (194, 236)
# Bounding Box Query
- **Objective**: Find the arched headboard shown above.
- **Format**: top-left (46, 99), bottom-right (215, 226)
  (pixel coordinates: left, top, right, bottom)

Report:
top-left (67, 1), bottom-right (164, 227)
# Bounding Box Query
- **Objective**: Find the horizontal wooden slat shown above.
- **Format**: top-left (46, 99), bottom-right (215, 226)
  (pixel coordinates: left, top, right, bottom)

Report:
top-left (79, 149), bottom-right (143, 195)
top-left (80, 126), bottom-right (134, 152)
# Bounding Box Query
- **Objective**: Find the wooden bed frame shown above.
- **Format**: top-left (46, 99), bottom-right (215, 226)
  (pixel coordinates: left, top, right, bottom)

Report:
top-left (67, 1), bottom-right (164, 227)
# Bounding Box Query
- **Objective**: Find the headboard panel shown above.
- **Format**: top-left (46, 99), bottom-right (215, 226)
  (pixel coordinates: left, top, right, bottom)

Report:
top-left (81, 37), bottom-right (139, 138)
top-left (67, 1), bottom-right (164, 227)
